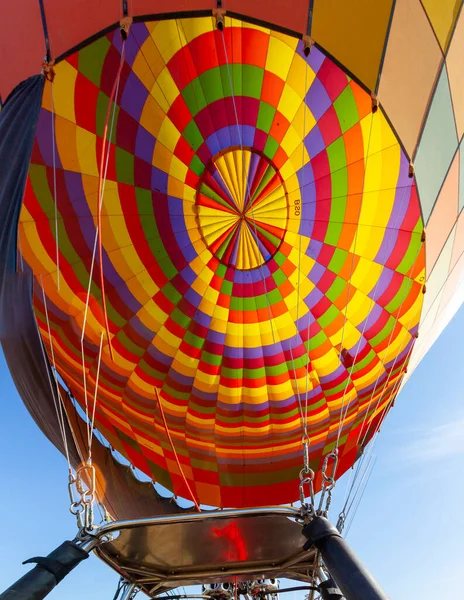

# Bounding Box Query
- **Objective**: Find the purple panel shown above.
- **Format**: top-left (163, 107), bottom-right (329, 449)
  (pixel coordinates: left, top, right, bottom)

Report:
top-left (135, 126), bottom-right (156, 164)
top-left (120, 71), bottom-right (149, 122)
top-left (36, 109), bottom-right (63, 169)
top-left (305, 77), bottom-right (331, 121)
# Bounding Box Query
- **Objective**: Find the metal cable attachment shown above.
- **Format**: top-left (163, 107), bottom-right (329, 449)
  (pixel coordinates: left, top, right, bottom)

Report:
top-left (68, 461), bottom-right (97, 532)
top-left (336, 510), bottom-right (346, 533)
top-left (68, 472), bottom-right (85, 530)
top-left (299, 435), bottom-right (315, 517)
top-left (317, 449), bottom-right (339, 516)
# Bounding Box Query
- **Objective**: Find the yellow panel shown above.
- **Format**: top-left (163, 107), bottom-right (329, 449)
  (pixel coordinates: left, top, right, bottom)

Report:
top-left (312, 0), bottom-right (394, 90)
top-left (75, 127), bottom-right (98, 177)
top-left (51, 61), bottom-right (78, 122)
top-left (421, 0), bottom-right (462, 51)
top-left (265, 36), bottom-right (294, 80)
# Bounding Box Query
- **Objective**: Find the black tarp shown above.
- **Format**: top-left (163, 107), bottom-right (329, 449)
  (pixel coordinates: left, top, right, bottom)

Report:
top-left (0, 75), bottom-right (188, 520)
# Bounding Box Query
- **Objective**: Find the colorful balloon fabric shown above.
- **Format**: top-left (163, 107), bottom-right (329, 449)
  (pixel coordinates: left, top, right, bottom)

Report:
top-left (19, 16), bottom-right (426, 507)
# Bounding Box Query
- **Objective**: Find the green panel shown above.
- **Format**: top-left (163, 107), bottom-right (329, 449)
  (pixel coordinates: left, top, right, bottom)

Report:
top-left (184, 330), bottom-right (205, 350)
top-left (274, 251), bottom-right (286, 267)
top-left (257, 102), bottom-right (276, 133)
top-left (396, 232), bottom-right (422, 275)
top-left (116, 147), bottom-right (134, 185)
top-left (385, 278), bottom-right (413, 314)
top-left (199, 67), bottom-right (225, 105)
top-left (162, 282), bottom-right (182, 304)
top-left (183, 120), bottom-right (204, 151)
top-left (171, 307), bottom-right (193, 330)
top-left (326, 276), bottom-right (346, 303)
top-left (29, 164), bottom-right (54, 217)
top-left (350, 348), bottom-right (376, 374)
top-left (264, 136), bottom-right (279, 159)
top-left (190, 154), bottom-right (205, 176)
top-left (200, 351), bottom-right (223, 366)
top-left (220, 279), bottom-right (233, 296)
top-left (216, 263), bottom-right (227, 278)
top-left (370, 314), bottom-right (395, 346)
top-left (333, 86), bottom-right (359, 133)
top-left (116, 329), bottom-right (145, 357)
top-left (415, 66), bottom-right (459, 223)
top-left (325, 221), bottom-right (343, 246)
top-left (318, 304), bottom-right (339, 328)
top-left (78, 37), bottom-right (111, 87)
top-left (96, 91), bottom-right (120, 140)
top-left (307, 329), bottom-right (326, 351)
top-left (328, 248), bottom-right (348, 272)
top-left (182, 78), bottom-right (207, 116)
top-left (242, 65), bottom-right (264, 99)
top-left (272, 269), bottom-right (287, 287)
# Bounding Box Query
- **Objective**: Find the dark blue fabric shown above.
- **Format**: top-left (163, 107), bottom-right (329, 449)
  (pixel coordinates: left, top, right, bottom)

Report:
top-left (0, 75), bottom-right (44, 280)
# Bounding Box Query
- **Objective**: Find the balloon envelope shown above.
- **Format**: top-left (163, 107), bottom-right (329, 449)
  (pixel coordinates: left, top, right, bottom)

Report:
top-left (1, 2), bottom-right (463, 509)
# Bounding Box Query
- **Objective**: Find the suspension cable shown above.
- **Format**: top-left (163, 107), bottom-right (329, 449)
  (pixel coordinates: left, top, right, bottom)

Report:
top-left (333, 110), bottom-right (376, 452)
top-left (88, 331), bottom-right (104, 457)
top-left (39, 275), bottom-right (71, 469)
top-left (96, 38), bottom-right (127, 362)
top-left (220, 27), bottom-right (278, 346)
top-left (50, 84), bottom-right (60, 291)
top-left (335, 172), bottom-right (413, 456)
top-left (155, 388), bottom-right (201, 511)
top-left (356, 251), bottom-right (422, 451)
top-left (290, 48), bottom-right (310, 442)
top-left (344, 456), bottom-right (377, 537)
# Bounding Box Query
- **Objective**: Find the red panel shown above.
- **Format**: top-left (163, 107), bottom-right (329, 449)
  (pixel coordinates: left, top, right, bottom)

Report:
top-left (44, 0), bottom-right (121, 59)
top-left (0, 0), bottom-right (305, 100)
top-left (0, 0), bottom-right (44, 100)
top-left (131, 0), bottom-right (213, 17)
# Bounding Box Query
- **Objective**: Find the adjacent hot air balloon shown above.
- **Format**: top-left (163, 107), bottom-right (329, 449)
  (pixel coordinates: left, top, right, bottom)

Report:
top-left (0, 1), bottom-right (463, 599)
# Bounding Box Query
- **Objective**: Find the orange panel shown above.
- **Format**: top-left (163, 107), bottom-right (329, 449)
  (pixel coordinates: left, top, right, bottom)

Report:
top-left (378, 0), bottom-right (443, 158)
top-left (226, 0), bottom-right (309, 35)
top-left (311, 0), bottom-right (394, 91)
top-left (44, 0), bottom-right (121, 59)
top-left (447, 10), bottom-right (464, 139)
top-left (0, 0), bottom-right (44, 100)
top-left (424, 151), bottom-right (459, 275)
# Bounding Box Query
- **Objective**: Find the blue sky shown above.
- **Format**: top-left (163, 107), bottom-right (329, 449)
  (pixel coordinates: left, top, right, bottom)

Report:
top-left (1, 307), bottom-right (463, 599)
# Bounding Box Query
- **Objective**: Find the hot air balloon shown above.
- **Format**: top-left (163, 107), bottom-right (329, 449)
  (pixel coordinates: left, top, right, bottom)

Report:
top-left (0, 1), bottom-right (463, 599)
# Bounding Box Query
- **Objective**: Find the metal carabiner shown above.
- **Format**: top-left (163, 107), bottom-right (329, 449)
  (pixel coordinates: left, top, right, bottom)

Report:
top-left (299, 468), bottom-right (315, 508)
top-left (321, 450), bottom-right (338, 486)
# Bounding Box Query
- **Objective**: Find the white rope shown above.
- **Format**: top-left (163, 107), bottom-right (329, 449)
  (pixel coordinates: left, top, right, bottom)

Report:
top-left (50, 84), bottom-right (60, 291)
top-left (39, 275), bottom-right (71, 469)
top-left (289, 52), bottom-right (310, 439)
top-left (335, 173), bottom-right (412, 449)
top-left (80, 48), bottom-right (123, 457)
top-left (358, 330), bottom-right (416, 450)
top-left (344, 455), bottom-right (377, 537)
top-left (220, 28), bottom-right (279, 349)
top-left (356, 245), bottom-right (422, 451)
top-left (333, 111), bottom-right (376, 450)
top-left (88, 331), bottom-right (104, 456)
